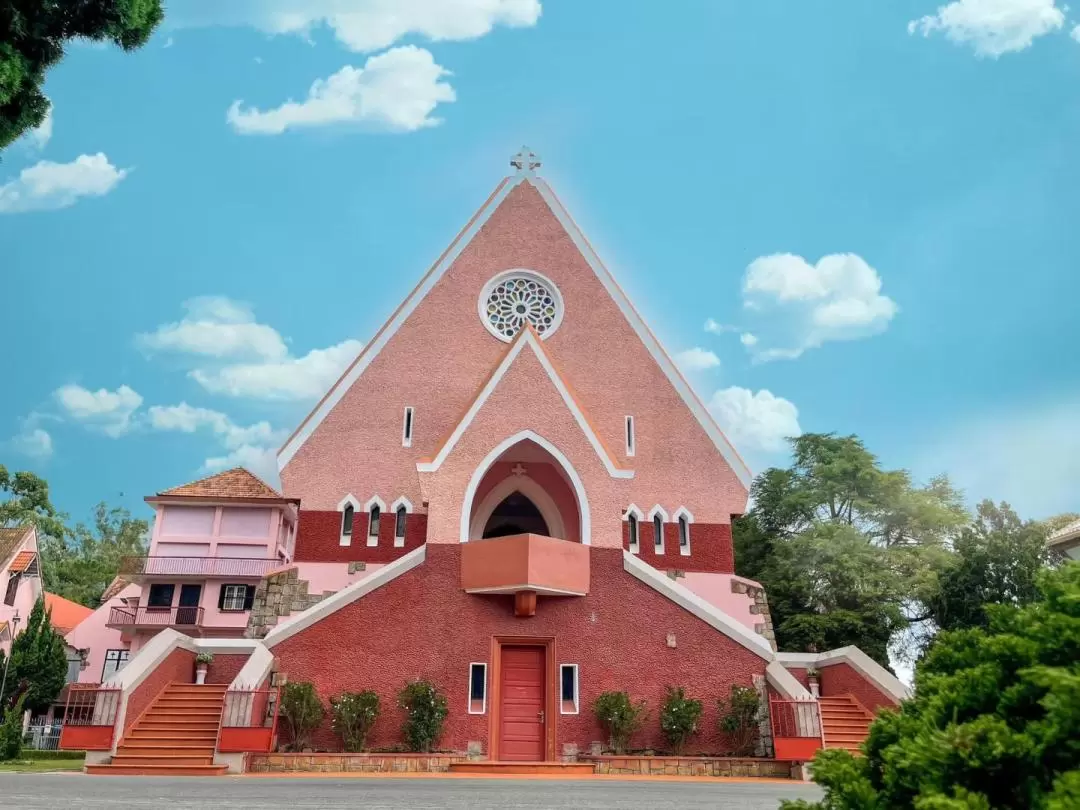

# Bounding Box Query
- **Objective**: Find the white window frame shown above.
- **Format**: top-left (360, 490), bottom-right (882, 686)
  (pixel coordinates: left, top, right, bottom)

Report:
top-left (337, 494), bottom-right (361, 547)
top-left (559, 664), bottom-right (579, 715)
top-left (625, 416), bottom-right (635, 457)
top-left (674, 507), bottom-right (694, 556)
top-left (623, 505), bottom-right (644, 554)
top-left (468, 662), bottom-right (487, 715)
top-left (364, 496), bottom-right (386, 546)
top-left (101, 649), bottom-right (130, 682)
top-left (402, 406), bottom-right (414, 448)
top-left (221, 584), bottom-right (248, 612)
top-left (649, 505), bottom-right (669, 555)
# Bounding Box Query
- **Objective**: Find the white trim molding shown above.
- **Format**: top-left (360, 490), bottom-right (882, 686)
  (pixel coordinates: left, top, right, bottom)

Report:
top-left (648, 505), bottom-right (668, 555)
top-left (265, 546), bottom-right (427, 649)
top-left (775, 647), bottom-right (912, 703)
top-left (459, 430), bottom-right (591, 545)
top-left (624, 505), bottom-right (643, 554)
top-left (337, 494), bottom-right (361, 511)
top-left (766, 660), bottom-right (813, 700)
top-left (623, 551), bottom-right (774, 659)
top-left (622, 504), bottom-right (645, 521)
top-left (559, 663), bottom-right (580, 715)
top-left (417, 329), bottom-right (632, 480)
top-left (477, 268), bottom-right (565, 343)
top-left (467, 474), bottom-right (567, 542)
top-left (363, 496), bottom-right (386, 546)
top-left (338, 494), bottom-right (360, 547)
top-left (390, 496), bottom-right (414, 514)
top-left (624, 415), bottom-right (635, 458)
top-left (648, 504), bottom-right (670, 522)
top-left (391, 497), bottom-right (412, 548)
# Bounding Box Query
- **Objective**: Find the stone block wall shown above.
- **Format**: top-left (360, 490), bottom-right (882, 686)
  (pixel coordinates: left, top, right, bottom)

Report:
top-left (731, 578), bottom-right (776, 650)
top-left (244, 567), bottom-right (343, 639)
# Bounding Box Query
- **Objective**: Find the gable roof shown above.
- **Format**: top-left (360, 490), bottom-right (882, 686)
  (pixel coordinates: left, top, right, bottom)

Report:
top-left (417, 325), bottom-right (632, 479)
top-left (44, 592), bottom-right (93, 635)
top-left (277, 159), bottom-right (752, 489)
top-left (148, 468), bottom-right (298, 504)
top-left (0, 526), bottom-right (32, 567)
top-left (1048, 517), bottom-right (1080, 549)
top-left (8, 550), bottom-right (36, 573)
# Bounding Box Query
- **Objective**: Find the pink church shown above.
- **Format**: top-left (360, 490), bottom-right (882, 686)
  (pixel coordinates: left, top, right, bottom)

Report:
top-left (63, 149), bottom-right (907, 775)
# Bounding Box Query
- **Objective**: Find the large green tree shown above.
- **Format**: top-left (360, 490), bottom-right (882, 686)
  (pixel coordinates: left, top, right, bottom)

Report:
top-left (0, 464), bottom-right (65, 538)
top-left (734, 434), bottom-right (968, 665)
top-left (40, 502), bottom-right (148, 607)
top-left (783, 563), bottom-right (1080, 810)
top-left (0, 598), bottom-right (68, 715)
top-left (1, 0), bottom-right (163, 150)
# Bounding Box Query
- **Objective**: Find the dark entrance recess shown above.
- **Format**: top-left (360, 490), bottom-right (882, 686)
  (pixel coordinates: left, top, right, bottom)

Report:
top-left (482, 493), bottom-right (550, 539)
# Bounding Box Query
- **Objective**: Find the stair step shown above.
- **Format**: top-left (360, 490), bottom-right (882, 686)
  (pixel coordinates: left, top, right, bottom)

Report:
top-left (112, 756), bottom-right (215, 767)
top-left (86, 764), bottom-right (229, 777)
top-left (117, 744), bottom-right (215, 754)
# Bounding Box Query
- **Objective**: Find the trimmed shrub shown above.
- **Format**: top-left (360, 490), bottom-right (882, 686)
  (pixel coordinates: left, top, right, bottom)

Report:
top-left (279, 681), bottom-right (325, 753)
top-left (717, 684), bottom-right (762, 757)
top-left (660, 686), bottom-right (703, 755)
top-left (594, 691), bottom-right (648, 755)
top-left (398, 680), bottom-right (448, 753)
top-left (0, 696), bottom-right (27, 761)
top-left (331, 690), bottom-right (381, 752)
top-left (23, 749), bottom-right (86, 760)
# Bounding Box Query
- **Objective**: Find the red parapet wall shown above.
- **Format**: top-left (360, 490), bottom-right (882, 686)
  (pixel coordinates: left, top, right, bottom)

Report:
top-left (124, 648), bottom-right (197, 732)
top-left (59, 724), bottom-right (115, 751)
top-left (819, 662), bottom-right (899, 713)
top-left (773, 737), bottom-right (822, 762)
top-left (623, 520), bottom-right (734, 573)
top-left (294, 510), bottom-right (427, 563)
top-left (219, 727), bottom-right (274, 753)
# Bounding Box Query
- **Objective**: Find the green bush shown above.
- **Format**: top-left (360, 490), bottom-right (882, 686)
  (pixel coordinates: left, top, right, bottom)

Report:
top-left (717, 685), bottom-right (761, 757)
top-left (594, 691), bottom-right (648, 754)
top-left (660, 686), bottom-right (703, 755)
top-left (398, 680), bottom-right (448, 753)
top-left (331, 690), bottom-right (381, 752)
top-left (22, 749), bottom-right (85, 760)
top-left (279, 681), bottom-right (325, 753)
top-left (0, 696), bottom-right (27, 761)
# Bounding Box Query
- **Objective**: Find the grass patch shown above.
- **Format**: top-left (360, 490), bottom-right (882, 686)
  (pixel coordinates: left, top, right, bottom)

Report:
top-left (0, 758), bottom-right (84, 772)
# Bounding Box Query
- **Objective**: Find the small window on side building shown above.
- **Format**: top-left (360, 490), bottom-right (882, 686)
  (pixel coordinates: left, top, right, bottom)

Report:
top-left (468, 663), bottom-right (487, 714)
top-left (560, 664), bottom-right (579, 714)
top-left (627, 513), bottom-right (640, 553)
top-left (395, 506), bottom-right (407, 546)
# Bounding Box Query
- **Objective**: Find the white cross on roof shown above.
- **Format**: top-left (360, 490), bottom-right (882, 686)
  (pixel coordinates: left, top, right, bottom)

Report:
top-left (510, 146), bottom-right (541, 175)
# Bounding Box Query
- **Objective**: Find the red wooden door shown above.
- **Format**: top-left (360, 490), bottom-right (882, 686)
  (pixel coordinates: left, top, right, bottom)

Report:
top-left (499, 646), bottom-right (546, 761)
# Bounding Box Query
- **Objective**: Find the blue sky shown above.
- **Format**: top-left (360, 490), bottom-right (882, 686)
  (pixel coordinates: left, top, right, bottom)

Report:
top-left (2, 0), bottom-right (1078, 528)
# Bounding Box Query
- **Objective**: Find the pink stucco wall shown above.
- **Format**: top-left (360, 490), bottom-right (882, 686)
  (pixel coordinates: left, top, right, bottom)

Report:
top-left (680, 572), bottom-right (762, 632)
top-left (282, 180), bottom-right (747, 537)
top-left (1, 529), bottom-right (42, 657)
top-left (65, 583), bottom-right (140, 683)
top-left (294, 562), bottom-right (385, 593)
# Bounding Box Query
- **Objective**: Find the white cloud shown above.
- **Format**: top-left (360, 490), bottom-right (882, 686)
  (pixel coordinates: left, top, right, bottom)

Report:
top-left (54, 384), bottom-right (143, 438)
top-left (202, 444), bottom-right (281, 485)
top-left (740, 253), bottom-right (897, 361)
top-left (675, 347), bottom-right (721, 372)
top-left (227, 46), bottom-right (455, 135)
top-left (137, 296), bottom-right (288, 360)
top-left (708, 386), bottom-right (802, 453)
top-left (908, 0), bottom-right (1065, 56)
top-left (914, 396), bottom-right (1080, 519)
top-left (1072, 23), bottom-right (1080, 42)
top-left (172, 0), bottom-right (541, 53)
top-left (190, 339), bottom-right (362, 401)
top-left (704, 318), bottom-right (737, 335)
top-left (21, 108), bottom-right (53, 150)
top-left (0, 153), bottom-right (129, 214)
top-left (11, 416), bottom-right (54, 460)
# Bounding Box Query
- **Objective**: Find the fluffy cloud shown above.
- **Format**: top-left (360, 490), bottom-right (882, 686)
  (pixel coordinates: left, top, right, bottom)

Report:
top-left (202, 445), bottom-right (281, 484)
top-left (147, 403), bottom-right (287, 479)
top-left (54, 384), bottom-right (144, 438)
top-left (11, 416), bottom-right (54, 460)
top-left (704, 318), bottom-right (737, 335)
top-left (172, 0), bottom-right (541, 53)
top-left (137, 296), bottom-right (288, 359)
top-left (675, 347), bottom-right (721, 373)
top-left (190, 339), bottom-right (362, 401)
top-left (228, 46), bottom-right (455, 135)
top-left (908, 0), bottom-right (1065, 56)
top-left (1072, 24), bottom-right (1080, 42)
top-left (739, 253), bottom-right (897, 362)
top-left (708, 386), bottom-right (802, 453)
top-left (0, 153), bottom-right (129, 214)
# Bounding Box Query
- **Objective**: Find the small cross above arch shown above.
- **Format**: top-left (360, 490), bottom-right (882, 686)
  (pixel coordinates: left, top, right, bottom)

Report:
top-left (510, 146), bottom-right (541, 175)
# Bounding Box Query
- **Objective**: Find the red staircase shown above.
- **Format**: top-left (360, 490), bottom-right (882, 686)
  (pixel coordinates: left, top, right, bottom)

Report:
top-left (86, 683), bottom-right (229, 776)
top-left (819, 695), bottom-right (875, 753)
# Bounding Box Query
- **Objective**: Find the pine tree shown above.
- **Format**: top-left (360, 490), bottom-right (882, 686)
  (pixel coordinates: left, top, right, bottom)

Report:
top-left (0, 598), bottom-right (68, 715)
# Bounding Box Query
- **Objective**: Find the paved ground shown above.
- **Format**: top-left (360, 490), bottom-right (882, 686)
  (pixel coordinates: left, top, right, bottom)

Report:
top-left (0, 774), bottom-right (822, 809)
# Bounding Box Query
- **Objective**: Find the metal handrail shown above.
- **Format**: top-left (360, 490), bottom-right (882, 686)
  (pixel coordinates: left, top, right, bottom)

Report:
top-left (118, 556), bottom-right (279, 578)
top-left (106, 605), bottom-right (205, 628)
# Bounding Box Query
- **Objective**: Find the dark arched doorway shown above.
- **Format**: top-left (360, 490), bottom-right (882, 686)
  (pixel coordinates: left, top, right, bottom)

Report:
top-left (481, 492), bottom-right (551, 539)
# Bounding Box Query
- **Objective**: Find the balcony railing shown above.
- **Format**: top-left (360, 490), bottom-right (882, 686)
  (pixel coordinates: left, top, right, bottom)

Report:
top-left (106, 605), bottom-right (205, 629)
top-left (118, 556), bottom-right (279, 579)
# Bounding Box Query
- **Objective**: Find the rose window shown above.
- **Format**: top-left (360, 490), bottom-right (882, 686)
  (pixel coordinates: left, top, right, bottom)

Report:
top-left (479, 271), bottom-right (564, 341)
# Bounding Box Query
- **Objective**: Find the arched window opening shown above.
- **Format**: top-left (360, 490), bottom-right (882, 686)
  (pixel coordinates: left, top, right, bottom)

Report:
top-left (628, 513), bottom-right (640, 553)
top-left (654, 514), bottom-right (664, 553)
top-left (482, 493), bottom-right (550, 539)
top-left (395, 505), bottom-right (407, 539)
top-left (679, 515), bottom-right (690, 553)
top-left (341, 504), bottom-right (354, 537)
top-left (368, 505), bottom-right (381, 538)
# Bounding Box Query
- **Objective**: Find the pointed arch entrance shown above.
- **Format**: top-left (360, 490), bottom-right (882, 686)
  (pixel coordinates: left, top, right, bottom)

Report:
top-left (460, 431), bottom-right (588, 544)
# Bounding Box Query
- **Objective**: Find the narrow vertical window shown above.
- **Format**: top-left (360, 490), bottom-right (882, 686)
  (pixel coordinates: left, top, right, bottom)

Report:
top-left (395, 505), bottom-right (408, 547)
top-left (468, 663), bottom-right (487, 714)
top-left (679, 515), bottom-right (690, 555)
top-left (560, 664), bottom-right (579, 714)
top-left (402, 406), bottom-right (414, 448)
top-left (654, 514), bottom-right (664, 554)
top-left (368, 505), bottom-right (381, 540)
top-left (625, 416), bottom-right (635, 457)
top-left (628, 513), bottom-right (640, 553)
top-left (342, 505), bottom-right (354, 537)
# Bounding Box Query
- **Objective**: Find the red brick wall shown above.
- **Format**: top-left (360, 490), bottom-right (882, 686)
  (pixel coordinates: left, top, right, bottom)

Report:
top-left (271, 544), bottom-right (767, 755)
top-left (206, 653), bottom-right (249, 685)
top-left (294, 510), bottom-right (427, 563)
top-left (622, 520), bottom-right (734, 573)
top-left (819, 662), bottom-right (898, 713)
top-left (784, 667), bottom-right (810, 690)
top-left (124, 648), bottom-right (196, 731)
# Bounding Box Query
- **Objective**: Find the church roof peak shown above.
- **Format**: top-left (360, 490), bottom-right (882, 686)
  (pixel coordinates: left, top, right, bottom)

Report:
top-left (510, 145), bottom-right (541, 176)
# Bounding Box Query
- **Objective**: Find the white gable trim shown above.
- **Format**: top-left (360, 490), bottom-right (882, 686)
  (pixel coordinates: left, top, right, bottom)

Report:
top-left (647, 504), bottom-right (670, 522)
top-left (766, 660), bottom-right (813, 700)
top-left (673, 506), bottom-right (695, 523)
top-left (775, 647), bottom-right (911, 703)
top-left (362, 496), bottom-right (387, 512)
top-left (390, 496), bottom-right (414, 514)
top-left (622, 551), bottom-right (773, 659)
top-left (622, 504), bottom-right (645, 521)
top-left (278, 173), bottom-right (751, 490)
top-left (264, 546), bottom-right (426, 648)
top-left (278, 177), bottom-right (521, 469)
top-left (337, 494), bottom-right (361, 512)
top-left (417, 328), bottom-right (633, 479)
top-left (459, 430), bottom-right (592, 545)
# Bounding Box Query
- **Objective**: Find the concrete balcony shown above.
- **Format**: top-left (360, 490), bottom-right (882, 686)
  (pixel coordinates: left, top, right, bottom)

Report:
top-left (118, 556), bottom-right (280, 581)
top-left (460, 534), bottom-right (589, 615)
top-left (106, 606), bottom-right (205, 631)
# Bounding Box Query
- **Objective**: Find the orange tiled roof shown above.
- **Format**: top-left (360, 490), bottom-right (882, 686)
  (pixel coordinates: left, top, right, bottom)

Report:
top-left (44, 592), bottom-right (93, 635)
top-left (100, 576), bottom-right (131, 603)
top-left (155, 467), bottom-right (289, 500)
top-left (8, 550), bottom-right (36, 573)
top-left (0, 526), bottom-right (32, 566)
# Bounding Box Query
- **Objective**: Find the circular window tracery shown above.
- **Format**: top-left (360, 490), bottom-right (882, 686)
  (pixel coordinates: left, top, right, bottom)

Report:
top-left (479, 270), bottom-right (564, 342)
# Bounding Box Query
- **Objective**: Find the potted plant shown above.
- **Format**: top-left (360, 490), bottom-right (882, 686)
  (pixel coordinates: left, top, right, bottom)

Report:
top-left (806, 666), bottom-right (820, 698)
top-left (194, 651), bottom-right (214, 684)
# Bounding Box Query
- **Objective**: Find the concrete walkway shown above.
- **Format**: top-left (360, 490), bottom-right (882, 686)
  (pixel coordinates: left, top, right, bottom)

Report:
top-left (0, 773), bottom-right (822, 808)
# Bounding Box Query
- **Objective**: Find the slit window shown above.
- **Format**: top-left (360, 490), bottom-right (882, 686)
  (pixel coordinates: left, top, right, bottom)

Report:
top-left (341, 504), bottom-right (354, 537)
top-left (679, 515), bottom-right (690, 554)
top-left (654, 514), bottom-right (664, 553)
top-left (468, 663), bottom-right (487, 714)
top-left (627, 513), bottom-right (640, 553)
top-left (625, 416), bottom-right (635, 457)
top-left (402, 407), bottom-right (414, 447)
top-left (368, 505), bottom-right (381, 537)
top-left (560, 664), bottom-right (579, 714)
top-left (395, 506), bottom-right (407, 542)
